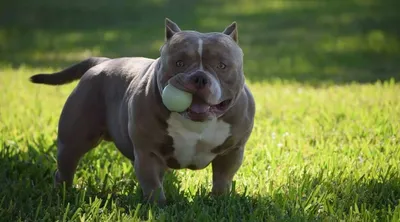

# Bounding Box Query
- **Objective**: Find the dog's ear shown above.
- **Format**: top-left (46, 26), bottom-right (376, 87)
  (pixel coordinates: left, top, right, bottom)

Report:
top-left (165, 18), bottom-right (181, 41)
top-left (222, 22), bottom-right (238, 43)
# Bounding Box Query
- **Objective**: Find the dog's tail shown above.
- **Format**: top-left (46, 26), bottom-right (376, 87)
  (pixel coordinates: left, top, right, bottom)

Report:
top-left (29, 57), bottom-right (110, 85)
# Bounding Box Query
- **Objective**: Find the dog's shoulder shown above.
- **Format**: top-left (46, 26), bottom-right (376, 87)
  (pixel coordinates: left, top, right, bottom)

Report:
top-left (217, 84), bottom-right (255, 149)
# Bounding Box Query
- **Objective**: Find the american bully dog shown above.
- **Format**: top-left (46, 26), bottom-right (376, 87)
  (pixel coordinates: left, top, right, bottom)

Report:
top-left (29, 18), bottom-right (255, 206)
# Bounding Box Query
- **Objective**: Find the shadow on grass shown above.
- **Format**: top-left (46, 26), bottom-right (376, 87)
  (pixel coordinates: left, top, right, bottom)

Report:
top-left (1, 0), bottom-right (399, 85)
top-left (1, 139), bottom-right (400, 221)
top-left (232, 0), bottom-right (400, 84)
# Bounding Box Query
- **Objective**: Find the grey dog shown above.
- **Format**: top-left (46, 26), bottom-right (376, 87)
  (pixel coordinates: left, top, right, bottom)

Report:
top-left (29, 18), bottom-right (255, 205)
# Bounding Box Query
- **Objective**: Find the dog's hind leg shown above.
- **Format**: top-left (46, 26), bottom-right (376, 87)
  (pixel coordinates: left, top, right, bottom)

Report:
top-left (55, 139), bottom-right (101, 186)
top-left (53, 73), bottom-right (106, 187)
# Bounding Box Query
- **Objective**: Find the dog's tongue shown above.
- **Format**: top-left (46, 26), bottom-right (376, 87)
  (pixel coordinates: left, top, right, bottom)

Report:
top-left (189, 97), bottom-right (210, 113)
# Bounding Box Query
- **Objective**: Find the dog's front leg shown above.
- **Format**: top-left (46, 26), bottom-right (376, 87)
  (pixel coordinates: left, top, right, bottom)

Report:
top-left (133, 150), bottom-right (167, 206)
top-left (211, 147), bottom-right (244, 196)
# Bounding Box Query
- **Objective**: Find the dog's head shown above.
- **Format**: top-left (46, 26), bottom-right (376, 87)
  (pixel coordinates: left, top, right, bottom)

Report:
top-left (157, 18), bottom-right (245, 122)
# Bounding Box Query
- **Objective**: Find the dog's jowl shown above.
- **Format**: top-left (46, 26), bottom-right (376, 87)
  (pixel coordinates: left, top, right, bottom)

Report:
top-left (29, 18), bottom-right (255, 206)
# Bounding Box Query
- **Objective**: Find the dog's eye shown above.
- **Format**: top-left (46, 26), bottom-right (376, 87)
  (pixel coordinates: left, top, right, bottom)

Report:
top-left (176, 60), bottom-right (184, 67)
top-left (217, 62), bottom-right (226, 69)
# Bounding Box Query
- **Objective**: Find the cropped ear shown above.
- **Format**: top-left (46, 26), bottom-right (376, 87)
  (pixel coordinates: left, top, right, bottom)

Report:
top-left (222, 22), bottom-right (238, 43)
top-left (165, 18), bottom-right (182, 41)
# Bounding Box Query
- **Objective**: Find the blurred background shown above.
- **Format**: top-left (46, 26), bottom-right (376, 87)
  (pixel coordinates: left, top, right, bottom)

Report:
top-left (1, 0), bottom-right (399, 85)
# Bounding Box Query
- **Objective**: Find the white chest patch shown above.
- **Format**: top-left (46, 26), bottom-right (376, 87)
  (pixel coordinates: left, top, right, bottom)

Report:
top-left (166, 112), bottom-right (231, 169)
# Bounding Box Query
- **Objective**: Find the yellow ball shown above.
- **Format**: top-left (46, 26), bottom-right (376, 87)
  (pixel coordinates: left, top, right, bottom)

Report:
top-left (162, 84), bottom-right (193, 112)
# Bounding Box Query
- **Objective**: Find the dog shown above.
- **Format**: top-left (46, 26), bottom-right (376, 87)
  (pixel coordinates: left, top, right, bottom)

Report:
top-left (29, 18), bottom-right (255, 205)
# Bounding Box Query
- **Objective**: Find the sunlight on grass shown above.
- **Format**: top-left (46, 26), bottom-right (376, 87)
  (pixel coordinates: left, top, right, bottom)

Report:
top-left (31, 49), bottom-right (101, 63)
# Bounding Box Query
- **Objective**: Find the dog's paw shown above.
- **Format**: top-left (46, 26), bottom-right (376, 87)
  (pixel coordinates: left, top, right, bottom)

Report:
top-left (143, 188), bottom-right (167, 207)
top-left (53, 170), bottom-right (73, 188)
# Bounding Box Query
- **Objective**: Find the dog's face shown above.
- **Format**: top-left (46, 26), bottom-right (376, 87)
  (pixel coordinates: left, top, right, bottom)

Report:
top-left (157, 19), bottom-right (245, 122)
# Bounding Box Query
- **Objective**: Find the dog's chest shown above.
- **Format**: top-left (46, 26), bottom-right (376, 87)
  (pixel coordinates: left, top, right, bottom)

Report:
top-left (166, 113), bottom-right (231, 169)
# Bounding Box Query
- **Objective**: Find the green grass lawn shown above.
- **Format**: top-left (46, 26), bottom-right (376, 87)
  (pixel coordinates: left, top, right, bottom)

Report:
top-left (1, 0), bottom-right (400, 221)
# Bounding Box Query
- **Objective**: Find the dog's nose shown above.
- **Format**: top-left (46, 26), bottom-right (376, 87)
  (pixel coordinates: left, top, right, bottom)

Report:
top-left (190, 72), bottom-right (209, 89)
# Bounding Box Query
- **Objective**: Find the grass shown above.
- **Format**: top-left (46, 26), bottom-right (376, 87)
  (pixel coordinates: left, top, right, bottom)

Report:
top-left (1, 0), bottom-right (400, 221)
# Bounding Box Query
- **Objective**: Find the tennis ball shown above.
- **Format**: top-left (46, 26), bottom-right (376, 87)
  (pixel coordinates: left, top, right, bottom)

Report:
top-left (161, 84), bottom-right (193, 112)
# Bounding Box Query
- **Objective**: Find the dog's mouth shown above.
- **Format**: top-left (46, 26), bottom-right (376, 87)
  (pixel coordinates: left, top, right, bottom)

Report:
top-left (179, 96), bottom-right (231, 122)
